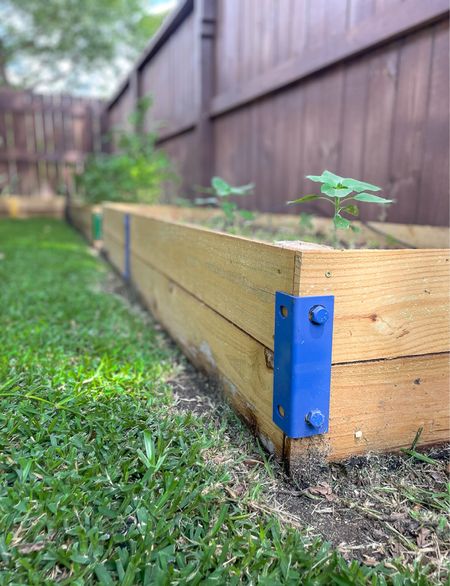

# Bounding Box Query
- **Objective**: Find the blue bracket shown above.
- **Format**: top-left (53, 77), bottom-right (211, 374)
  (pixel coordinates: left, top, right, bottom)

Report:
top-left (123, 213), bottom-right (130, 281)
top-left (272, 292), bottom-right (334, 439)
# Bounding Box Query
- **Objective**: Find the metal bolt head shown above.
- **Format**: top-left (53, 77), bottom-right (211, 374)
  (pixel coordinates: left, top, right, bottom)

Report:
top-left (309, 305), bottom-right (329, 325)
top-left (305, 409), bottom-right (325, 429)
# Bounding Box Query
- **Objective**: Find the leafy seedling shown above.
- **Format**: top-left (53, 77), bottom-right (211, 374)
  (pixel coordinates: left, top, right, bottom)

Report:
top-left (195, 176), bottom-right (255, 227)
top-left (288, 170), bottom-right (393, 244)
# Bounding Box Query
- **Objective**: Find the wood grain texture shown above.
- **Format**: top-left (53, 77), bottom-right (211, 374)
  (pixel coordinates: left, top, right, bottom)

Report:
top-left (0, 89), bottom-right (102, 195)
top-left (101, 205), bottom-right (450, 462)
top-left (131, 252), bottom-right (284, 456)
top-left (69, 203), bottom-right (100, 242)
top-left (296, 249), bottom-right (450, 363)
top-left (0, 195), bottom-right (64, 218)
top-left (287, 352), bottom-right (450, 461)
top-left (129, 211), bottom-right (296, 350)
top-left (211, 0), bottom-right (448, 116)
top-left (103, 230), bottom-right (125, 276)
top-left (102, 206), bottom-right (126, 246)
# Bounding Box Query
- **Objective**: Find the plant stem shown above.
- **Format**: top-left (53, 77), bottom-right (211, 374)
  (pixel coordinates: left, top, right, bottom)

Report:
top-left (332, 198), bottom-right (339, 247)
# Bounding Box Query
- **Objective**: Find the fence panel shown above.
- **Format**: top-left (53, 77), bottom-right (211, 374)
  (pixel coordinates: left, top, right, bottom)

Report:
top-left (0, 90), bottom-right (103, 196)
top-left (102, 0), bottom-right (450, 226)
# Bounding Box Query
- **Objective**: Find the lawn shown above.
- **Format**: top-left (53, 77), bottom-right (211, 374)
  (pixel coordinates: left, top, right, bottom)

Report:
top-left (0, 219), bottom-right (446, 584)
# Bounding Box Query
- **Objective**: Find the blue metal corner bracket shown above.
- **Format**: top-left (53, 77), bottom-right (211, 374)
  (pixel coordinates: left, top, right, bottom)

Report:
top-left (273, 292), bottom-right (334, 439)
top-left (123, 213), bottom-right (131, 281)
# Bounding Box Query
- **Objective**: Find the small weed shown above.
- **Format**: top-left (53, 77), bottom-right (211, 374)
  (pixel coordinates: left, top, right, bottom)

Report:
top-left (196, 176), bottom-right (254, 229)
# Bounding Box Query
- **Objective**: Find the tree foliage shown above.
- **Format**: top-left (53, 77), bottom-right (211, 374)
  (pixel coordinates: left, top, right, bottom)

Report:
top-left (0, 0), bottom-right (166, 92)
top-left (75, 99), bottom-right (176, 204)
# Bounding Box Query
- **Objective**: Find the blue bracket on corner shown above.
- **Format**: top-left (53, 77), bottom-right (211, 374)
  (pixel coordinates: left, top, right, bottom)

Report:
top-left (123, 213), bottom-right (130, 281)
top-left (273, 292), bottom-right (334, 439)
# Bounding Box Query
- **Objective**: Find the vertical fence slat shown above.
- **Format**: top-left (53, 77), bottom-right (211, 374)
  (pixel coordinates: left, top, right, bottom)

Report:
top-left (0, 90), bottom-right (104, 196)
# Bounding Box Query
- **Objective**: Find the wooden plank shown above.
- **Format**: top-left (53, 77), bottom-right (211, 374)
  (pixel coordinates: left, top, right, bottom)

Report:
top-left (69, 203), bottom-right (100, 242)
top-left (103, 230), bottom-right (124, 275)
top-left (103, 206), bottom-right (126, 245)
top-left (0, 196), bottom-right (64, 218)
top-left (210, 0), bottom-right (449, 116)
top-left (194, 0), bottom-right (216, 188)
top-left (360, 42), bottom-right (399, 222)
top-left (125, 210), bottom-right (297, 350)
top-left (131, 252), bottom-right (284, 456)
top-left (366, 221), bottom-right (450, 249)
top-left (389, 29), bottom-right (433, 222)
top-left (416, 21), bottom-right (450, 226)
top-left (296, 249), bottom-right (450, 363)
top-left (287, 352), bottom-right (450, 461)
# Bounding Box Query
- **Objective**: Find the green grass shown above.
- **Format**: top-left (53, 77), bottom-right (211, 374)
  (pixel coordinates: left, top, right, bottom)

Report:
top-left (0, 219), bottom-right (439, 584)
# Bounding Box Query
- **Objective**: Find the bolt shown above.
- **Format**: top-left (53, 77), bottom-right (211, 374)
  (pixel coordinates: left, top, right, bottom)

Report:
top-left (309, 305), bottom-right (329, 325)
top-left (305, 409), bottom-right (325, 429)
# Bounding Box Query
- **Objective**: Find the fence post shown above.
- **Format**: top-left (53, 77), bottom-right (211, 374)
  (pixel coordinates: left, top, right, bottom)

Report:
top-left (194, 0), bottom-right (216, 191)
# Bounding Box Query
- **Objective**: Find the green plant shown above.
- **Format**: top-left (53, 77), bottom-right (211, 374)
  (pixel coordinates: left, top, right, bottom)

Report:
top-left (288, 170), bottom-right (392, 239)
top-left (75, 98), bottom-right (176, 204)
top-left (195, 177), bottom-right (254, 227)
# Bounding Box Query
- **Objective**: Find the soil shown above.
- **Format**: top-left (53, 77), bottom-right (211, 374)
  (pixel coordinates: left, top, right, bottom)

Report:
top-left (193, 214), bottom-right (403, 249)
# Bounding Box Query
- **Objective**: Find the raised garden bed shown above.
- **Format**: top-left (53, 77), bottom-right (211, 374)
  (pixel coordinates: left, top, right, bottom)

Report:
top-left (99, 203), bottom-right (449, 465)
top-left (68, 201), bottom-right (102, 244)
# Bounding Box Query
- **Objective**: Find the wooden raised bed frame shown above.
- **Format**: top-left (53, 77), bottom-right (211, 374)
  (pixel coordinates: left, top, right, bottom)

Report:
top-left (0, 195), bottom-right (64, 219)
top-left (69, 202), bottom-right (102, 244)
top-left (100, 203), bottom-right (449, 465)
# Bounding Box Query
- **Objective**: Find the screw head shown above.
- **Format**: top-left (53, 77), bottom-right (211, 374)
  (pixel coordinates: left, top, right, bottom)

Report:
top-left (305, 409), bottom-right (325, 429)
top-left (309, 305), bottom-right (329, 325)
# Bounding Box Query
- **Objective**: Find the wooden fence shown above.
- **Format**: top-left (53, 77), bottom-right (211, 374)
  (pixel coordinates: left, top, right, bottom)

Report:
top-left (0, 90), bottom-right (104, 196)
top-left (105, 0), bottom-right (450, 226)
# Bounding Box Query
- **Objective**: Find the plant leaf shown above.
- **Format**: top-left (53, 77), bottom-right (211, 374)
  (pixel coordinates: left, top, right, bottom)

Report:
top-left (350, 224), bottom-right (361, 233)
top-left (143, 431), bottom-right (154, 463)
top-left (321, 184), bottom-right (353, 198)
top-left (306, 170), bottom-right (344, 187)
top-left (333, 214), bottom-right (350, 230)
top-left (211, 176), bottom-right (231, 196)
top-left (322, 170), bottom-right (345, 187)
top-left (341, 178), bottom-right (381, 192)
top-left (230, 183), bottom-right (254, 196)
top-left (287, 195), bottom-right (320, 204)
top-left (342, 205), bottom-right (359, 217)
top-left (239, 209), bottom-right (254, 220)
top-left (353, 193), bottom-right (393, 204)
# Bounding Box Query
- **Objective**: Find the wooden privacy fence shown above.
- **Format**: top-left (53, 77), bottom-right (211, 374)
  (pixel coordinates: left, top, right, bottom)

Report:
top-left (0, 90), bottom-right (104, 196)
top-left (105, 0), bottom-right (450, 227)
